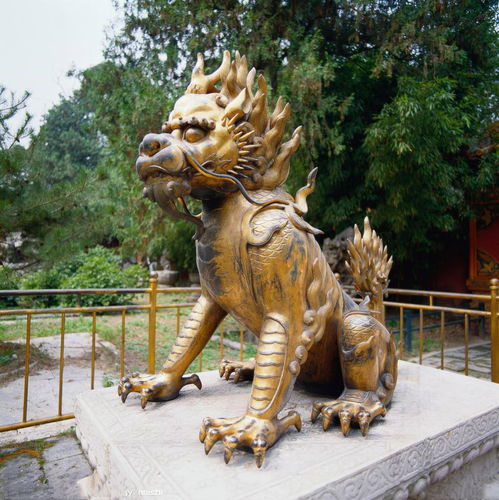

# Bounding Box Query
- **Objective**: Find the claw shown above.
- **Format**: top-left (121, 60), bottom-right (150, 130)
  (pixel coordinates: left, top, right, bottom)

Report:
top-left (223, 436), bottom-right (238, 464)
top-left (224, 445), bottom-right (234, 464)
top-left (322, 414), bottom-right (332, 431)
top-left (121, 389), bottom-right (130, 403)
top-left (255, 450), bottom-right (265, 468)
top-left (291, 411), bottom-right (302, 432)
top-left (117, 385), bottom-right (123, 396)
top-left (375, 403), bottom-right (387, 418)
top-left (204, 428), bottom-right (219, 455)
top-left (358, 411), bottom-right (370, 437)
top-left (199, 418), bottom-right (211, 442)
top-left (140, 388), bottom-right (153, 410)
top-left (204, 440), bottom-right (215, 455)
top-left (311, 402), bottom-right (323, 423)
top-left (233, 368), bottom-right (242, 384)
top-left (339, 410), bottom-right (352, 436)
top-left (252, 437), bottom-right (267, 469)
top-left (182, 374), bottom-right (202, 390)
top-left (224, 367), bottom-right (232, 381)
top-left (199, 426), bottom-right (207, 443)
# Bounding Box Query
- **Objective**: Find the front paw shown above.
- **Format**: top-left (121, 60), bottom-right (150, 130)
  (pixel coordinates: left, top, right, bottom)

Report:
top-left (311, 389), bottom-right (386, 436)
top-left (199, 411), bottom-right (301, 468)
top-left (219, 358), bottom-right (255, 383)
top-left (117, 372), bottom-right (201, 409)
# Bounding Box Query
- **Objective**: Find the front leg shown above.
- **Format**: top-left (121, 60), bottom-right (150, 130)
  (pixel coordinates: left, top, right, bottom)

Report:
top-left (311, 309), bottom-right (398, 436)
top-left (118, 294), bottom-right (226, 408)
top-left (200, 213), bottom-right (339, 467)
top-left (201, 315), bottom-right (302, 467)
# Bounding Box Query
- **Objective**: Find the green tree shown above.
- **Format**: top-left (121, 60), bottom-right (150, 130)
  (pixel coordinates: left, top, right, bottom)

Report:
top-left (0, 88), bottom-right (111, 267)
top-left (76, 61), bottom-right (180, 264)
top-left (0, 85), bottom-right (32, 150)
top-left (103, 0), bottom-right (497, 283)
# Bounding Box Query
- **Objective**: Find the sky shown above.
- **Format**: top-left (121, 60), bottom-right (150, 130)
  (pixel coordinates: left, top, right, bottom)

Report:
top-left (0, 0), bottom-right (119, 135)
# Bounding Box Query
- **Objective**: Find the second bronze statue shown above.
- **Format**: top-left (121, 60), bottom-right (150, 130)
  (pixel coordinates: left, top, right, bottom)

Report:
top-left (118, 50), bottom-right (398, 468)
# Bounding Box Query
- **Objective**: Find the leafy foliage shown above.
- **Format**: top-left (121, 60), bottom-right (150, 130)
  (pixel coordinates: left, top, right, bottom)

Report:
top-left (364, 77), bottom-right (498, 262)
top-left (0, 266), bottom-right (19, 307)
top-left (0, 86), bottom-right (32, 150)
top-left (61, 246), bottom-right (147, 306)
top-left (19, 247), bottom-right (147, 307)
top-left (103, 0), bottom-right (497, 283)
top-left (0, 90), bottom-right (112, 266)
top-left (2, 1), bottom-right (497, 286)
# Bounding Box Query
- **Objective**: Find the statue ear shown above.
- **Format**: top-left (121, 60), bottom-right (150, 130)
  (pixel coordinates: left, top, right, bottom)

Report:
top-left (223, 88), bottom-right (252, 123)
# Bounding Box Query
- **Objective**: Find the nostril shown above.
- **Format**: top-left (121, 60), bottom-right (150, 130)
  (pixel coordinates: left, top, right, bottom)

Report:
top-left (140, 140), bottom-right (160, 156)
top-left (140, 133), bottom-right (167, 156)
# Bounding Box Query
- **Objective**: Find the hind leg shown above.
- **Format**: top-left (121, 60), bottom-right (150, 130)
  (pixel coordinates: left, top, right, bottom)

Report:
top-left (311, 308), bottom-right (397, 436)
top-left (219, 358), bottom-right (255, 383)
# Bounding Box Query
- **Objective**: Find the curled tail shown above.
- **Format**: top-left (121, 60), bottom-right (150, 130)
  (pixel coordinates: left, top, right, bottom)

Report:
top-left (345, 217), bottom-right (393, 321)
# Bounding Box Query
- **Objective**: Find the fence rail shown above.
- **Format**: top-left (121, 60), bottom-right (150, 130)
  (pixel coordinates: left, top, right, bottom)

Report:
top-left (0, 276), bottom-right (497, 433)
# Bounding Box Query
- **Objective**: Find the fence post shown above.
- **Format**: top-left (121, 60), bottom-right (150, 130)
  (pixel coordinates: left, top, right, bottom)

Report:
top-left (148, 273), bottom-right (158, 373)
top-left (404, 309), bottom-right (413, 353)
top-left (491, 278), bottom-right (498, 383)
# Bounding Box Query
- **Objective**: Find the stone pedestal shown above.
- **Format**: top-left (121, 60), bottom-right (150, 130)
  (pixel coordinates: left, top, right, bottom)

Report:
top-left (75, 362), bottom-right (499, 500)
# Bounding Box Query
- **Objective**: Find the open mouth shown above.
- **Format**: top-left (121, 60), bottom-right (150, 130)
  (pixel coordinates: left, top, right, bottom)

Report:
top-left (137, 159), bottom-right (204, 238)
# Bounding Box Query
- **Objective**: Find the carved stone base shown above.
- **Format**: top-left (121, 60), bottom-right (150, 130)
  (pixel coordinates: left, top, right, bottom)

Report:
top-left (75, 362), bottom-right (499, 499)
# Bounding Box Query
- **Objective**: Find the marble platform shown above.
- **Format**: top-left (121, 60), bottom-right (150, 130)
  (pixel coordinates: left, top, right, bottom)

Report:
top-left (75, 361), bottom-right (499, 500)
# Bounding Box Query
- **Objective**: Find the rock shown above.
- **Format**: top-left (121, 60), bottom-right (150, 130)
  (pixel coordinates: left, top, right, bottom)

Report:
top-left (156, 269), bottom-right (179, 287)
top-left (322, 226), bottom-right (354, 286)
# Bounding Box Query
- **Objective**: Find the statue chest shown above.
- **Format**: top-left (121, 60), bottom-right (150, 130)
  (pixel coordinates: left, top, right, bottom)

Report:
top-left (196, 212), bottom-right (247, 297)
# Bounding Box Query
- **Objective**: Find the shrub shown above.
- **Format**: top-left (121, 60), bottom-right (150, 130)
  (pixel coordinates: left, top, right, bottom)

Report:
top-left (0, 266), bottom-right (20, 307)
top-left (19, 268), bottom-right (64, 308)
top-left (60, 247), bottom-right (147, 307)
top-left (17, 251), bottom-right (88, 308)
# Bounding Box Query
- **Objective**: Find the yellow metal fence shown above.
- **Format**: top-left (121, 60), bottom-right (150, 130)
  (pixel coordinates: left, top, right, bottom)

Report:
top-left (0, 276), bottom-right (497, 433)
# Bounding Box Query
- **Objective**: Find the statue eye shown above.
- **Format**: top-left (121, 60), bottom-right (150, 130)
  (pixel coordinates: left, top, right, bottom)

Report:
top-left (184, 127), bottom-right (206, 143)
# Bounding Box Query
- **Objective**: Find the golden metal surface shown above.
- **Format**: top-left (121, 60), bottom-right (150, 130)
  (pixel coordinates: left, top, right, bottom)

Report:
top-left (491, 278), bottom-right (498, 382)
top-left (119, 51), bottom-right (399, 467)
top-left (121, 309), bottom-right (126, 378)
top-left (464, 314), bottom-right (469, 376)
top-left (440, 311), bottom-right (445, 370)
top-left (219, 319), bottom-right (224, 360)
top-left (0, 414), bottom-right (74, 433)
top-left (399, 307), bottom-right (405, 361)
top-left (148, 274), bottom-right (158, 373)
top-left (419, 309), bottom-right (423, 365)
top-left (346, 217), bottom-right (392, 319)
top-left (58, 313), bottom-right (65, 416)
top-left (22, 313), bottom-right (31, 423)
top-left (91, 312), bottom-right (96, 390)
top-left (239, 324), bottom-right (244, 361)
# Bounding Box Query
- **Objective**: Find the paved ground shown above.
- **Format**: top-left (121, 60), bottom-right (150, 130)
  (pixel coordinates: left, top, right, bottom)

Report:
top-left (0, 333), bottom-right (118, 429)
top-left (409, 342), bottom-right (491, 379)
top-left (0, 337), bottom-right (496, 499)
top-left (0, 333), bottom-right (116, 499)
top-left (0, 432), bottom-right (92, 500)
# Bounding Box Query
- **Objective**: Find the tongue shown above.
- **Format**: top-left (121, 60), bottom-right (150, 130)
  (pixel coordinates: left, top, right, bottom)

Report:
top-left (151, 182), bottom-right (204, 240)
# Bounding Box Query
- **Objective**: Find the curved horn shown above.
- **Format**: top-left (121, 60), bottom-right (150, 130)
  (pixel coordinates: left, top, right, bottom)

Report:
top-left (186, 50), bottom-right (231, 94)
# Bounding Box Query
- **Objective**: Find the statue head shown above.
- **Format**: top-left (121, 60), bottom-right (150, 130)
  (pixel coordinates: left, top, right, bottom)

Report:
top-left (136, 51), bottom-right (302, 229)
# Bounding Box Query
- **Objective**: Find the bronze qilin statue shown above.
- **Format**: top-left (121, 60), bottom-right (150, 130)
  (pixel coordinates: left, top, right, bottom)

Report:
top-left (118, 51), bottom-right (398, 468)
